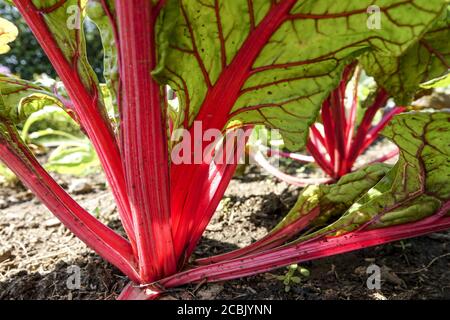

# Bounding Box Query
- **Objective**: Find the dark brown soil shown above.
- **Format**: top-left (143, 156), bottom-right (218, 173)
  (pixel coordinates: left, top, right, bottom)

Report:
top-left (0, 140), bottom-right (449, 300)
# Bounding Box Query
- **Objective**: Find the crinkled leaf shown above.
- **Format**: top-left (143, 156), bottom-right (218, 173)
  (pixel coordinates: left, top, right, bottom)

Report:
top-left (298, 110), bottom-right (450, 241)
top-left (21, 105), bottom-right (82, 142)
top-left (0, 75), bottom-right (63, 123)
top-left (0, 17), bottom-right (18, 54)
top-left (361, 6), bottom-right (450, 105)
top-left (273, 163), bottom-right (391, 232)
top-left (158, 0), bottom-right (447, 150)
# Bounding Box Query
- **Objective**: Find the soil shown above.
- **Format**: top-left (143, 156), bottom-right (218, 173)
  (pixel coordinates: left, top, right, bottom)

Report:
top-left (0, 140), bottom-right (449, 300)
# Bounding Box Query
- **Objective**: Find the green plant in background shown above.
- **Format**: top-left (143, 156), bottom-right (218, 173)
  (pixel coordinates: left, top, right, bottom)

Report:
top-left (0, 162), bottom-right (15, 184)
top-left (277, 264), bottom-right (310, 293)
top-left (0, 71), bottom-right (100, 180)
top-left (21, 106), bottom-right (100, 176)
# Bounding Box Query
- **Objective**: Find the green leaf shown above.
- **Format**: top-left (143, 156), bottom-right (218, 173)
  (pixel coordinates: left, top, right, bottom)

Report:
top-left (299, 268), bottom-right (310, 277)
top-left (45, 141), bottom-right (100, 176)
top-left (19, 105), bottom-right (99, 176)
top-left (86, 0), bottom-right (119, 113)
top-left (153, 0), bottom-right (182, 78)
top-left (0, 74), bottom-right (98, 177)
top-left (0, 161), bottom-right (16, 184)
top-left (421, 73), bottom-right (450, 88)
top-left (28, 127), bottom-right (81, 146)
top-left (361, 5), bottom-right (450, 105)
top-left (21, 105), bottom-right (81, 142)
top-left (289, 263), bottom-right (298, 270)
top-left (272, 163), bottom-right (391, 232)
top-left (0, 75), bottom-right (63, 124)
top-left (158, 0), bottom-right (447, 150)
top-left (299, 110), bottom-right (450, 240)
top-left (28, 1), bottom-right (97, 88)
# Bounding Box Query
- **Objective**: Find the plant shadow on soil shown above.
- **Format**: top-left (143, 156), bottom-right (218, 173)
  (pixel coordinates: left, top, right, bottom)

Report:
top-left (1, 144), bottom-right (450, 300)
top-left (1, 233), bottom-right (449, 300)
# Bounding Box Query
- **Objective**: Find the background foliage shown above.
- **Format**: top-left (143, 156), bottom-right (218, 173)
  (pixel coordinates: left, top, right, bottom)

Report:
top-left (0, 2), bottom-right (104, 80)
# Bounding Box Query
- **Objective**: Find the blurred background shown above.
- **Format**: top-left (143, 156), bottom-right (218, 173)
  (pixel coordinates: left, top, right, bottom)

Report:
top-left (0, 2), bottom-right (104, 81)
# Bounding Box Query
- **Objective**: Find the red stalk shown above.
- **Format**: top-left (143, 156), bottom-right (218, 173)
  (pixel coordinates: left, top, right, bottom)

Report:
top-left (172, 161), bottom-right (235, 262)
top-left (115, 0), bottom-right (176, 281)
top-left (0, 126), bottom-right (139, 283)
top-left (258, 65), bottom-right (400, 187)
top-left (330, 87), bottom-right (347, 175)
top-left (183, 162), bottom-right (238, 263)
top-left (170, 0), bottom-right (299, 262)
top-left (345, 68), bottom-right (361, 152)
top-left (176, 129), bottom-right (252, 263)
top-left (306, 139), bottom-right (335, 178)
top-left (328, 63), bottom-right (356, 176)
top-left (309, 124), bottom-right (328, 153)
top-left (12, 0), bottom-right (135, 246)
top-left (319, 99), bottom-right (337, 168)
top-left (117, 283), bottom-right (161, 300)
top-left (159, 204), bottom-right (450, 287)
top-left (346, 88), bottom-right (389, 168)
top-left (359, 106), bottom-right (406, 154)
top-left (195, 207), bottom-right (321, 265)
top-left (275, 65), bottom-right (396, 180)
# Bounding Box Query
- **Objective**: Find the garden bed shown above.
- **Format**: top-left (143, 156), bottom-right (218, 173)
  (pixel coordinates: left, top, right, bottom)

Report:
top-left (1, 141), bottom-right (449, 300)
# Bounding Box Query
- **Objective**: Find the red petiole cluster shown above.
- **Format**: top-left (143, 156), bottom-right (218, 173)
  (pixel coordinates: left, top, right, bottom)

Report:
top-left (257, 63), bottom-right (406, 184)
top-left (0, 0), bottom-right (447, 300)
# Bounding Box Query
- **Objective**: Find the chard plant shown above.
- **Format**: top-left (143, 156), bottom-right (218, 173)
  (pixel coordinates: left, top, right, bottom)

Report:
top-left (0, 0), bottom-right (449, 300)
top-left (251, 63), bottom-right (406, 184)
top-left (252, 15), bottom-right (450, 182)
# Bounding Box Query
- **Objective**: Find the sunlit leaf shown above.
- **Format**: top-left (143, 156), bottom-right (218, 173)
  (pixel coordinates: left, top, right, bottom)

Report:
top-left (361, 6), bottom-right (450, 105)
top-left (159, 0), bottom-right (447, 150)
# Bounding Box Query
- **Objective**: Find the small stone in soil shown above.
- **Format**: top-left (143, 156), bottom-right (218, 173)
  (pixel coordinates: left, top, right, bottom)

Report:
top-left (206, 223), bottom-right (223, 231)
top-left (0, 199), bottom-right (8, 209)
top-left (381, 266), bottom-right (406, 287)
top-left (43, 218), bottom-right (61, 228)
top-left (69, 179), bottom-right (94, 195)
top-left (7, 196), bottom-right (19, 203)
